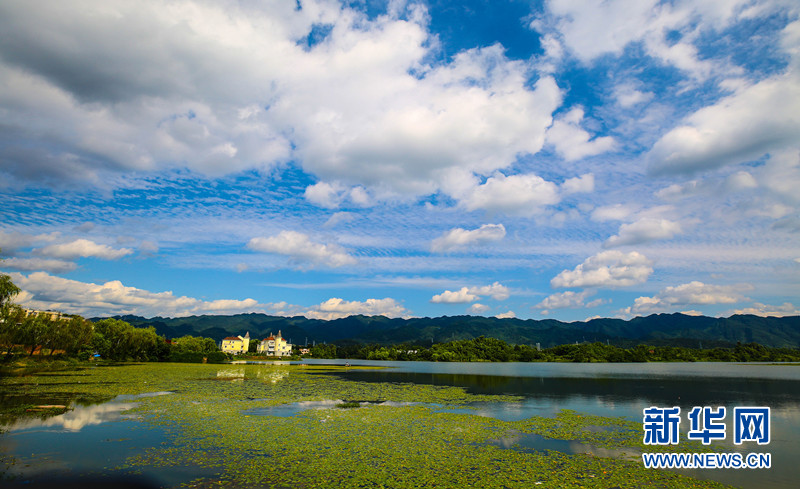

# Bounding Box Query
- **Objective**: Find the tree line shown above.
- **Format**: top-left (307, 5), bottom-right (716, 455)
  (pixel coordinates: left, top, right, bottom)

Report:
top-left (3, 272), bottom-right (799, 363)
top-left (1, 271), bottom-right (230, 362)
top-left (310, 336), bottom-right (800, 363)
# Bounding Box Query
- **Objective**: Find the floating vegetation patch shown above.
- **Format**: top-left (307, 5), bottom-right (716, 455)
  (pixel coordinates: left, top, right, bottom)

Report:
top-left (1, 363), bottom-right (733, 488)
top-left (335, 401), bottom-right (361, 409)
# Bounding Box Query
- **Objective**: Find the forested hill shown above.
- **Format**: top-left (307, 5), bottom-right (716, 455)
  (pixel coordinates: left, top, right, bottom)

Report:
top-left (104, 313), bottom-right (800, 349)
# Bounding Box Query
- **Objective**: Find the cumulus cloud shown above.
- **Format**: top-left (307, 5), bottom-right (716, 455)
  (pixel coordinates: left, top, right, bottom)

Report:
top-left (468, 303), bottom-right (490, 314)
top-left (34, 238), bottom-right (133, 260)
top-left (535, 290), bottom-right (604, 314)
top-left (622, 281), bottom-right (753, 316)
top-left (547, 0), bottom-right (749, 79)
top-left (8, 271), bottom-right (269, 317)
top-left (247, 231), bottom-right (357, 269)
top-left (430, 288), bottom-right (478, 304)
top-left (8, 270), bottom-right (408, 320)
top-left (470, 282), bottom-right (511, 301)
top-left (545, 108), bottom-right (616, 161)
top-left (729, 302), bottom-right (800, 317)
top-left (0, 0), bottom-right (564, 200)
top-left (430, 224), bottom-right (506, 252)
top-left (603, 218), bottom-right (682, 247)
top-left (302, 297), bottom-right (409, 320)
top-left (495, 310), bottom-right (516, 319)
top-left (561, 173), bottom-right (595, 196)
top-left (551, 251), bottom-right (653, 288)
top-left (648, 76), bottom-right (800, 175)
top-left (431, 282), bottom-right (510, 303)
top-left (304, 182), bottom-right (371, 209)
top-left (648, 19), bottom-right (800, 175)
top-left (459, 173), bottom-right (560, 215)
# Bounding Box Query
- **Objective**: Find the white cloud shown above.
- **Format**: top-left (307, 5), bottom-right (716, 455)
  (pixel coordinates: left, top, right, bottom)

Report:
top-left (431, 281), bottom-right (510, 303)
top-left (591, 204), bottom-right (637, 222)
top-left (8, 271), bottom-right (270, 317)
top-left (304, 182), bottom-right (346, 209)
top-left (468, 303), bottom-right (490, 314)
top-left (495, 310), bottom-right (516, 319)
top-left (34, 238), bottom-right (133, 260)
top-left (551, 250), bottom-right (653, 288)
top-left (459, 173), bottom-right (560, 215)
top-left (535, 290), bottom-right (603, 313)
top-left (614, 83), bottom-right (653, 108)
top-left (247, 231), bottom-right (357, 269)
top-left (729, 301), bottom-right (800, 317)
top-left (561, 173), bottom-right (595, 196)
top-left (623, 281), bottom-right (753, 316)
top-left (302, 297), bottom-right (409, 320)
top-left (648, 75), bottom-right (800, 175)
top-left (0, 230), bottom-right (60, 255)
top-left (547, 0), bottom-right (750, 80)
top-left (9, 270), bottom-right (407, 320)
top-left (1, 257), bottom-right (77, 273)
top-left (0, 1), bottom-right (563, 198)
top-left (430, 224), bottom-right (506, 252)
top-left (430, 288), bottom-right (478, 304)
top-left (604, 218), bottom-right (682, 247)
top-left (648, 20), bottom-right (800, 175)
top-left (545, 108), bottom-right (616, 161)
top-left (469, 282), bottom-right (511, 301)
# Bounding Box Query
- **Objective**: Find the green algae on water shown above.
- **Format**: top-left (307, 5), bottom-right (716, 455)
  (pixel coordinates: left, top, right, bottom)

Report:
top-left (1, 363), bottom-right (733, 488)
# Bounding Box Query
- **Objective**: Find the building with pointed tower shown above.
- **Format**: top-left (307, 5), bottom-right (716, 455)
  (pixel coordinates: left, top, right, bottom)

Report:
top-left (257, 330), bottom-right (293, 357)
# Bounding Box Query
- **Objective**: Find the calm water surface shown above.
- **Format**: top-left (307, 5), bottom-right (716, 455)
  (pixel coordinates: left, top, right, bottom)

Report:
top-left (296, 359), bottom-right (800, 489)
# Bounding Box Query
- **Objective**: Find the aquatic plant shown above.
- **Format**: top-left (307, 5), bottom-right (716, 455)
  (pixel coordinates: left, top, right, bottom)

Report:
top-left (0, 363), bottom-right (732, 488)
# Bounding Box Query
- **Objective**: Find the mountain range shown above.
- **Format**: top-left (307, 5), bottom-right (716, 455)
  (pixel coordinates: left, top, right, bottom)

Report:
top-left (106, 313), bottom-right (800, 349)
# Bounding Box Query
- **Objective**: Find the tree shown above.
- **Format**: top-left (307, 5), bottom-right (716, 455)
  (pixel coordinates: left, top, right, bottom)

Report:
top-left (0, 303), bottom-right (26, 357)
top-left (20, 312), bottom-right (50, 356)
top-left (0, 273), bottom-right (21, 307)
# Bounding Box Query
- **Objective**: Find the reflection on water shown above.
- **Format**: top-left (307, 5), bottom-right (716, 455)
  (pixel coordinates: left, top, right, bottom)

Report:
top-left (215, 367), bottom-right (289, 383)
top-left (6, 401), bottom-right (136, 432)
top-left (3, 392), bottom-right (171, 432)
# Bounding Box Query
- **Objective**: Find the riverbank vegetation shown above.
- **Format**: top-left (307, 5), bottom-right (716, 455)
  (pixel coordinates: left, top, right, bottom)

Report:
top-left (313, 336), bottom-right (800, 362)
top-left (0, 305), bottom-right (226, 363)
top-left (2, 273), bottom-right (797, 364)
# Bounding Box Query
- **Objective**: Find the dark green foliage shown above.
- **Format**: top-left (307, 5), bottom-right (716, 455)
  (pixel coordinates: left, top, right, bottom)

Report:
top-left (0, 274), bottom-right (21, 307)
top-left (111, 312), bottom-right (800, 349)
top-left (319, 338), bottom-right (800, 363)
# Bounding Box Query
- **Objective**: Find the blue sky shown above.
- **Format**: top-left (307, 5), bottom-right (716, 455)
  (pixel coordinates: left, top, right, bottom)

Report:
top-left (1, 0), bottom-right (799, 321)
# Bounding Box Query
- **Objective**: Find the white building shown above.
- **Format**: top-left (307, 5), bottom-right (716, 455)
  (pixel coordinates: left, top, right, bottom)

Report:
top-left (257, 330), bottom-right (292, 357)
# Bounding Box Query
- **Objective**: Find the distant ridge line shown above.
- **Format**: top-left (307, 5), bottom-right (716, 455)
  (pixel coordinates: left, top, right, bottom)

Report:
top-left (99, 312), bottom-right (800, 349)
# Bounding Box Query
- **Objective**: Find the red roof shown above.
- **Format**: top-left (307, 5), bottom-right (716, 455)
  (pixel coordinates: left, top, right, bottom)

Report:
top-left (223, 336), bottom-right (241, 341)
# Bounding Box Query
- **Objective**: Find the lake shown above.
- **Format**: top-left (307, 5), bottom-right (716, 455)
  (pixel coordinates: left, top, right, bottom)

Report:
top-left (2, 360), bottom-right (798, 488)
top-left (295, 359), bottom-right (800, 488)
